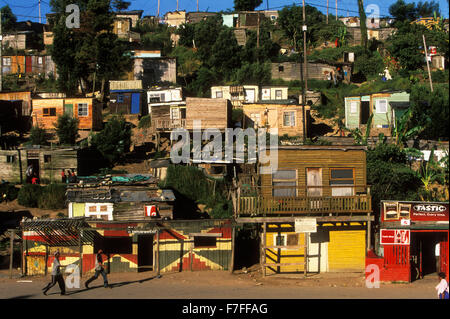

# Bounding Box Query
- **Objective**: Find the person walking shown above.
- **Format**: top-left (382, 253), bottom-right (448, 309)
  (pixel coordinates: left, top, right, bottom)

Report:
top-left (61, 169), bottom-right (66, 183)
top-left (435, 272), bottom-right (449, 299)
top-left (85, 250), bottom-right (111, 289)
top-left (42, 251), bottom-right (66, 296)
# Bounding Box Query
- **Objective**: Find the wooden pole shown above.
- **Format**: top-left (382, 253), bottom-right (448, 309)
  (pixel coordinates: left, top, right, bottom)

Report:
top-left (335, 0), bottom-right (338, 20)
top-left (262, 222), bottom-right (267, 277)
top-left (79, 230), bottom-right (83, 278)
top-left (367, 213), bottom-right (371, 251)
top-left (24, 233), bottom-right (28, 276)
top-left (9, 229), bottom-right (14, 279)
top-left (157, 0), bottom-right (160, 17)
top-left (326, 0), bottom-right (329, 24)
top-left (156, 229), bottom-right (160, 276)
top-left (422, 34), bottom-right (434, 92)
top-left (45, 245), bottom-right (48, 276)
top-left (20, 232), bottom-right (24, 276)
top-left (304, 232), bottom-right (308, 277)
top-left (302, 0), bottom-right (308, 141)
top-left (229, 225), bottom-right (236, 273)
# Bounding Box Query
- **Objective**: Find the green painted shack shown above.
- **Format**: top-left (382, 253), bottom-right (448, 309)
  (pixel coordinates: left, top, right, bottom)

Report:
top-left (344, 91), bottom-right (410, 137)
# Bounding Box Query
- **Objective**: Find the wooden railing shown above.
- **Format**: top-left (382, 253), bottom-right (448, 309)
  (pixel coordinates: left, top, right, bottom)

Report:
top-left (237, 186), bottom-right (371, 217)
top-left (152, 119), bottom-right (186, 130)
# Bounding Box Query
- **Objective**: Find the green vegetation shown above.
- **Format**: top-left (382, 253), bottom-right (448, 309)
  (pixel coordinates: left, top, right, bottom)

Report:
top-left (91, 116), bottom-right (132, 166)
top-left (161, 165), bottom-right (232, 219)
top-left (0, 183), bottom-right (19, 202)
top-left (138, 115), bottom-right (152, 129)
top-left (17, 184), bottom-right (67, 209)
top-left (55, 114), bottom-right (80, 145)
top-left (29, 125), bottom-right (48, 146)
top-left (17, 184), bottom-right (43, 208)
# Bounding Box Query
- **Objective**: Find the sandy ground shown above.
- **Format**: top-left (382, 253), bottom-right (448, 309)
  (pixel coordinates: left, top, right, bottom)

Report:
top-left (0, 266), bottom-right (442, 300)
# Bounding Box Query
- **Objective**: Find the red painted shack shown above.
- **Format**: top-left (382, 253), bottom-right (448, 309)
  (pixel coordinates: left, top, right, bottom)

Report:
top-left (366, 201), bottom-right (449, 283)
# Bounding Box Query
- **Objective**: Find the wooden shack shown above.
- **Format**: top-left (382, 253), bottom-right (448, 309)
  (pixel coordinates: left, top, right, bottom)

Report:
top-left (237, 145), bottom-right (373, 275)
top-left (32, 98), bottom-right (103, 130)
top-left (243, 103), bottom-right (310, 137)
top-left (0, 91), bottom-right (32, 116)
top-left (185, 97), bottom-right (232, 131)
top-left (109, 80), bottom-right (145, 115)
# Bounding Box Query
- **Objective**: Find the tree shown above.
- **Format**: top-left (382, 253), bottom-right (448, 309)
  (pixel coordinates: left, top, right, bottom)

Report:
top-left (357, 0), bottom-right (368, 50)
top-left (111, 0), bottom-right (130, 10)
top-left (234, 0), bottom-right (262, 11)
top-left (29, 125), bottom-right (48, 145)
top-left (50, 0), bottom-right (132, 96)
top-left (389, 0), bottom-right (440, 24)
top-left (55, 114), bottom-right (80, 145)
top-left (1, 5), bottom-right (17, 33)
top-left (90, 116), bottom-right (131, 166)
top-left (209, 28), bottom-right (242, 80)
top-left (353, 50), bottom-right (384, 79)
top-left (170, 46), bottom-right (202, 85)
top-left (278, 5), bottom-right (303, 51)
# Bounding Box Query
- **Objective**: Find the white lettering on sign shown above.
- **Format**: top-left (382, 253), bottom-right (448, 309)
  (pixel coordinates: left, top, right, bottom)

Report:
top-left (413, 204), bottom-right (446, 212)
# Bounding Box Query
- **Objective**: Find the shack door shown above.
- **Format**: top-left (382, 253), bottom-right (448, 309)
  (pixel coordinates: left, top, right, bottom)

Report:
top-left (383, 245), bottom-right (410, 282)
top-left (131, 93), bottom-right (140, 114)
top-left (26, 56), bottom-right (32, 73)
top-left (360, 101), bottom-right (370, 125)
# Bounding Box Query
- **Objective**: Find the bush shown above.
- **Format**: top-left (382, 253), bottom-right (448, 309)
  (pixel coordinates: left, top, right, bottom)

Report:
top-left (138, 115), bottom-right (151, 129)
top-left (38, 184), bottom-right (67, 210)
top-left (17, 184), bottom-right (43, 207)
top-left (29, 125), bottom-right (48, 145)
top-left (55, 113), bottom-right (79, 145)
top-left (0, 183), bottom-right (19, 202)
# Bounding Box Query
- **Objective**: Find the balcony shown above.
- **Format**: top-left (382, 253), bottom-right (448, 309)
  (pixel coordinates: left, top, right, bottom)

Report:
top-left (236, 185), bottom-right (371, 218)
top-left (152, 119), bottom-right (186, 130)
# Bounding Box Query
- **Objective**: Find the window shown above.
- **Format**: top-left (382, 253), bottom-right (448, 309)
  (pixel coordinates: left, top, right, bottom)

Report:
top-left (44, 155), bottom-right (51, 163)
top-left (194, 236), bottom-right (217, 248)
top-left (274, 234), bottom-right (286, 247)
top-left (100, 205), bottom-right (108, 212)
top-left (275, 90), bottom-right (282, 99)
top-left (350, 101), bottom-right (358, 114)
top-left (278, 65), bottom-right (284, 72)
top-left (215, 91), bottom-right (223, 98)
top-left (6, 155), bottom-right (15, 163)
top-left (283, 111), bottom-right (295, 127)
top-left (117, 94), bottom-right (124, 103)
top-left (89, 206), bottom-right (97, 213)
top-left (375, 99), bottom-right (387, 113)
top-left (77, 103), bottom-right (88, 117)
top-left (38, 57), bottom-right (43, 65)
top-left (3, 57), bottom-right (11, 66)
top-left (287, 234), bottom-right (299, 246)
top-left (330, 168), bottom-right (354, 196)
top-left (43, 108), bottom-right (56, 117)
top-left (272, 169), bottom-right (297, 197)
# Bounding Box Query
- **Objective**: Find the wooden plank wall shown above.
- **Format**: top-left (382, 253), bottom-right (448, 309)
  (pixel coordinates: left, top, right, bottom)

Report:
top-left (185, 97), bottom-right (231, 130)
top-left (0, 91), bottom-right (32, 116)
top-left (261, 148), bottom-right (367, 197)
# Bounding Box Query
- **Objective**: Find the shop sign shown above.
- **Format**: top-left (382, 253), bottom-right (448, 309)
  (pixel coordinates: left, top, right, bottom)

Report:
top-left (411, 203), bottom-right (448, 221)
top-left (380, 229), bottom-right (410, 245)
top-left (400, 219), bottom-right (410, 226)
top-left (295, 218), bottom-right (317, 233)
top-left (127, 227), bottom-right (159, 235)
top-left (382, 201), bottom-right (449, 222)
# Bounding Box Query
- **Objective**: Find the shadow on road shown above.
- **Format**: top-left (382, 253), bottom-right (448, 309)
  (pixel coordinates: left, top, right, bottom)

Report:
top-left (63, 275), bottom-right (161, 296)
top-left (8, 294), bottom-right (36, 299)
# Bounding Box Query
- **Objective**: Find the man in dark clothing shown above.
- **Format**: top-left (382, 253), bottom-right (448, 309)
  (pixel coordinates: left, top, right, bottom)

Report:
top-left (85, 249), bottom-right (111, 289)
top-left (43, 251), bottom-right (66, 295)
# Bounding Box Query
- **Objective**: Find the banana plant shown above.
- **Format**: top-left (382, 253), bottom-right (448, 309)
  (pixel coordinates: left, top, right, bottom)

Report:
top-left (391, 108), bottom-right (424, 149)
top-left (418, 148), bottom-right (440, 200)
top-left (347, 114), bottom-right (373, 146)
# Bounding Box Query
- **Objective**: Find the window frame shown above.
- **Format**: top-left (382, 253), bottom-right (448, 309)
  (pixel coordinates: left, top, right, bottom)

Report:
top-left (117, 94), bottom-right (124, 103)
top-left (215, 91), bottom-right (223, 98)
top-left (375, 99), bottom-right (388, 114)
top-left (77, 103), bottom-right (89, 117)
top-left (43, 107), bottom-right (56, 117)
top-left (275, 89), bottom-right (283, 100)
top-left (193, 236), bottom-right (217, 248)
top-left (272, 168), bottom-right (297, 197)
top-left (282, 111), bottom-right (296, 127)
top-left (329, 168), bottom-right (355, 196)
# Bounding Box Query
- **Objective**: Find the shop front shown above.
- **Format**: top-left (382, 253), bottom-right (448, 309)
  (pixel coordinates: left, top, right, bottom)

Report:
top-left (366, 201), bottom-right (449, 283)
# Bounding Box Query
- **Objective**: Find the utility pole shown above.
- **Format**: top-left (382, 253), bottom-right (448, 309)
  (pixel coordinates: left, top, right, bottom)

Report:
top-left (335, 0), bottom-right (338, 20)
top-left (327, 0), bottom-right (329, 24)
top-left (39, 0), bottom-right (42, 24)
top-left (423, 34), bottom-right (434, 92)
top-left (301, 0), bottom-right (308, 141)
top-left (157, 0), bottom-right (160, 17)
top-left (177, 0), bottom-right (179, 11)
top-left (197, 0), bottom-right (199, 12)
top-left (267, 0), bottom-right (269, 10)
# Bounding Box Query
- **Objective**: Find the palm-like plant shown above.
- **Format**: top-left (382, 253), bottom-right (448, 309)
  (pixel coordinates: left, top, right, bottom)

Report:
top-left (348, 114), bottom-right (373, 146)
top-left (417, 148), bottom-right (441, 200)
top-left (391, 108), bottom-right (424, 149)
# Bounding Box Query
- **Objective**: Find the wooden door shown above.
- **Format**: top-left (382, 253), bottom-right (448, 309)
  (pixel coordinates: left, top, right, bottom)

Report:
top-left (360, 101), bottom-right (370, 125)
top-left (440, 239), bottom-right (448, 279)
top-left (25, 56), bottom-right (32, 74)
top-left (131, 93), bottom-right (140, 114)
top-left (307, 168), bottom-right (322, 196)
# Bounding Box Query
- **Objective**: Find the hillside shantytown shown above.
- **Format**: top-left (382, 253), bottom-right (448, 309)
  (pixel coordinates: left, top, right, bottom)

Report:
top-left (0, 0), bottom-right (448, 300)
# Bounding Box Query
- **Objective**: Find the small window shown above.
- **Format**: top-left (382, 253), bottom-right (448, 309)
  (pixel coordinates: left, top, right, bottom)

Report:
top-left (117, 94), bottom-right (124, 103)
top-left (350, 102), bottom-right (358, 114)
top-left (38, 57), bottom-right (43, 65)
top-left (274, 234), bottom-right (286, 247)
top-left (330, 168), bottom-right (354, 196)
top-left (278, 65), bottom-right (284, 72)
top-left (287, 234), bottom-right (298, 246)
top-left (44, 155), bottom-right (51, 163)
top-left (272, 169), bottom-right (297, 197)
top-left (100, 205), bottom-right (108, 212)
top-left (6, 155), bottom-right (16, 163)
top-left (283, 111), bottom-right (295, 127)
top-left (3, 57), bottom-right (11, 66)
top-left (215, 91), bottom-right (223, 98)
top-left (376, 99), bottom-right (387, 113)
top-left (43, 108), bottom-right (56, 117)
top-left (275, 90), bottom-right (282, 99)
top-left (77, 103), bottom-right (88, 117)
top-left (194, 236), bottom-right (217, 248)
top-left (89, 206), bottom-right (97, 212)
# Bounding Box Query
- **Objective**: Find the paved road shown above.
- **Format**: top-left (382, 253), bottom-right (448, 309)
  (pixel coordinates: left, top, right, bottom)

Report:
top-left (0, 271), bottom-right (441, 300)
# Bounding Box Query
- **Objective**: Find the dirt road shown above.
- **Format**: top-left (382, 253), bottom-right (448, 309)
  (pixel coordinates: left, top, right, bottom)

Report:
top-left (0, 268), bottom-right (441, 300)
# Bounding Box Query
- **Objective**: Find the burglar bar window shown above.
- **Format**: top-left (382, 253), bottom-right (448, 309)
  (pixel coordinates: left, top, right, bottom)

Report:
top-left (6, 155), bottom-right (16, 163)
top-left (272, 169), bottom-right (297, 197)
top-left (275, 90), bottom-right (282, 99)
top-left (194, 236), bottom-right (217, 248)
top-left (77, 103), bottom-right (88, 117)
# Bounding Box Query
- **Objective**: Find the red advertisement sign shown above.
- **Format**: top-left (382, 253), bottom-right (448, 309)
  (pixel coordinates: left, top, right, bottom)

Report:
top-left (381, 201), bottom-right (449, 222)
top-left (380, 229), bottom-right (410, 245)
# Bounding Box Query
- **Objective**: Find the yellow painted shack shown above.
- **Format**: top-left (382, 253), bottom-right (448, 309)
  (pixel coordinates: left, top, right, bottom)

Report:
top-left (237, 145), bottom-right (373, 274)
top-left (32, 98), bottom-right (103, 130)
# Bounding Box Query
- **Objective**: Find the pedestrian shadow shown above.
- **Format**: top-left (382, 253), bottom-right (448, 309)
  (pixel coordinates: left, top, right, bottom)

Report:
top-left (64, 275), bottom-right (161, 296)
top-left (8, 294), bottom-right (36, 299)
